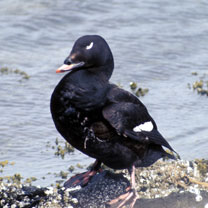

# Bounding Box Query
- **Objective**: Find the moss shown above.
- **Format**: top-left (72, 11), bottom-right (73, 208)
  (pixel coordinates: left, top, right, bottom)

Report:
top-left (59, 171), bottom-right (68, 179)
top-left (193, 80), bottom-right (203, 89)
top-left (24, 177), bottom-right (37, 184)
top-left (129, 82), bottom-right (137, 90)
top-left (0, 160), bottom-right (9, 167)
top-left (54, 139), bottom-right (74, 159)
top-left (10, 161), bottom-right (15, 166)
top-left (197, 88), bottom-right (208, 95)
top-left (56, 183), bottom-right (62, 189)
top-left (31, 176), bottom-right (37, 181)
top-left (76, 163), bottom-right (84, 169)
top-left (68, 165), bottom-right (75, 172)
top-left (0, 172), bottom-right (39, 185)
top-left (135, 88), bottom-right (149, 97)
top-left (19, 70), bottom-right (30, 79)
top-left (10, 173), bottom-right (23, 184)
top-left (191, 73), bottom-right (208, 96)
top-left (191, 72), bottom-right (198, 76)
top-left (55, 145), bottom-right (66, 159)
top-left (0, 67), bottom-right (9, 73)
top-left (129, 81), bottom-right (149, 97)
top-left (195, 159), bottom-right (208, 176)
top-left (0, 66), bottom-right (30, 80)
top-left (65, 142), bottom-right (74, 153)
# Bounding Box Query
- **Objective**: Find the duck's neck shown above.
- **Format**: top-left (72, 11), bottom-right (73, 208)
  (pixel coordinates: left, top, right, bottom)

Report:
top-left (84, 62), bottom-right (114, 83)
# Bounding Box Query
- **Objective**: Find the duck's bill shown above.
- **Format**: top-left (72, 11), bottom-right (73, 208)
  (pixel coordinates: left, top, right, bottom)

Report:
top-left (56, 62), bottom-right (84, 73)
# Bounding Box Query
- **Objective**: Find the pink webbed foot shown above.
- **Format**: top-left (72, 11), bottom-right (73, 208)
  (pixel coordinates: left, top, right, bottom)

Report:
top-left (64, 160), bottom-right (101, 188)
top-left (107, 187), bottom-right (138, 208)
top-left (64, 170), bottom-right (97, 187)
top-left (107, 165), bottom-right (138, 208)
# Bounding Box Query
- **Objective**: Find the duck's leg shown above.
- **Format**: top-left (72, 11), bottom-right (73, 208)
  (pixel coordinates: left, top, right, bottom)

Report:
top-left (64, 160), bottom-right (102, 188)
top-left (107, 165), bottom-right (138, 208)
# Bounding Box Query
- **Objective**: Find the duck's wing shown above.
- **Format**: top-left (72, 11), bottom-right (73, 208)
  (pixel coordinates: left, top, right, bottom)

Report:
top-left (102, 85), bottom-right (175, 152)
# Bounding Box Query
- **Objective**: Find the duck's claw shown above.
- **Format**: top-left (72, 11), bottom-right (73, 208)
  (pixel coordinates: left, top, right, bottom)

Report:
top-left (107, 188), bottom-right (138, 208)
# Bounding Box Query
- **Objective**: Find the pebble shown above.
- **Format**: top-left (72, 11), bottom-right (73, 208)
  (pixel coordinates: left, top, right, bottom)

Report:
top-left (71, 198), bottom-right (78, 204)
top-left (45, 187), bottom-right (54, 195)
top-left (195, 194), bottom-right (202, 202)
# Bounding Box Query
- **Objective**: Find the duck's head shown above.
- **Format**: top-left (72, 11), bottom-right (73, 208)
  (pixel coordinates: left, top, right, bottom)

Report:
top-left (56, 35), bottom-right (114, 80)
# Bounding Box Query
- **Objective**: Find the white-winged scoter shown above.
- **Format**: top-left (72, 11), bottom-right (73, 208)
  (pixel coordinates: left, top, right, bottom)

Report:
top-left (50, 35), bottom-right (179, 208)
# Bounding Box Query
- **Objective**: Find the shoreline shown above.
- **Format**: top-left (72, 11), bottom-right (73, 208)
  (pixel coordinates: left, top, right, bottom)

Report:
top-left (1, 159), bottom-right (208, 208)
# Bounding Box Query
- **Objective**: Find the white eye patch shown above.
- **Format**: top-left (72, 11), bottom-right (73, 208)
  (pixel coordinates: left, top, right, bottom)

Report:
top-left (86, 42), bottom-right (94, 50)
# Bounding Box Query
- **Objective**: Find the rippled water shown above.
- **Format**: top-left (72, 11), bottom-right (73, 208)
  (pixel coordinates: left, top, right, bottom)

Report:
top-left (0, 0), bottom-right (208, 186)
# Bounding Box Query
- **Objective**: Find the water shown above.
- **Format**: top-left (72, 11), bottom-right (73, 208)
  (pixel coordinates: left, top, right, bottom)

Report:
top-left (0, 0), bottom-right (208, 186)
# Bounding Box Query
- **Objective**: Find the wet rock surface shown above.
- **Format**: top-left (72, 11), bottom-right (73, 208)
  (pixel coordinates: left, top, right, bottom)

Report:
top-left (1, 160), bottom-right (208, 208)
top-left (135, 191), bottom-right (208, 208)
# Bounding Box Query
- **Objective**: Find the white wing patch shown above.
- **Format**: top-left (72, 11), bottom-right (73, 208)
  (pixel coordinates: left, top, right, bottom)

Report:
top-left (133, 121), bottom-right (153, 132)
top-left (86, 42), bottom-right (94, 50)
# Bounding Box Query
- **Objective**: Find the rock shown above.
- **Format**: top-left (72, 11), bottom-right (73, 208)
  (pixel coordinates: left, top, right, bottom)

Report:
top-left (70, 171), bottom-right (129, 208)
top-left (1, 160), bottom-right (208, 208)
top-left (135, 191), bottom-right (208, 208)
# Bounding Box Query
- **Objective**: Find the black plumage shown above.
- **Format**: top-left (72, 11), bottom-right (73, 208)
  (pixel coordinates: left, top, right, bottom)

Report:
top-left (50, 35), bottom-right (178, 207)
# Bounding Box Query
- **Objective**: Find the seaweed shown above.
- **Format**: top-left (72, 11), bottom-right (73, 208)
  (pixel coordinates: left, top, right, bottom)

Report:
top-left (129, 81), bottom-right (149, 97)
top-left (189, 72), bottom-right (208, 96)
top-left (54, 138), bottom-right (74, 159)
top-left (195, 159), bottom-right (208, 177)
top-left (0, 66), bottom-right (30, 80)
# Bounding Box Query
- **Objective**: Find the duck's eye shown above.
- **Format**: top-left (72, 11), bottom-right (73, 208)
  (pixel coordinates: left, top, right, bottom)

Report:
top-left (86, 42), bottom-right (94, 50)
